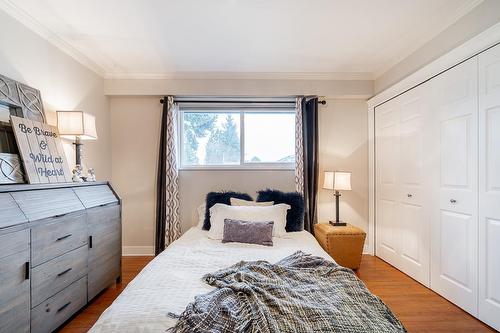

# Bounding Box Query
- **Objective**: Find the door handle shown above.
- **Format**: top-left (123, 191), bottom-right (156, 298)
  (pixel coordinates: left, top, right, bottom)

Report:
top-left (450, 199), bottom-right (457, 204)
top-left (407, 193), bottom-right (413, 198)
top-left (89, 235), bottom-right (93, 249)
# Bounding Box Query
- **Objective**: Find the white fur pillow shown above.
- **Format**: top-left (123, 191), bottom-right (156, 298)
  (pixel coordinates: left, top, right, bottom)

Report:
top-left (208, 203), bottom-right (290, 240)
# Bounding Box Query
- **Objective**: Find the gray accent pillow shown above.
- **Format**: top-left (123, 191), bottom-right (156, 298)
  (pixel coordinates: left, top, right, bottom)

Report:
top-left (222, 219), bottom-right (273, 246)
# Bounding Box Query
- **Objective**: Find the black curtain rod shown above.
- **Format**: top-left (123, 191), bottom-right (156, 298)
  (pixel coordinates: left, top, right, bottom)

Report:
top-left (160, 99), bottom-right (294, 104)
top-left (160, 98), bottom-right (326, 105)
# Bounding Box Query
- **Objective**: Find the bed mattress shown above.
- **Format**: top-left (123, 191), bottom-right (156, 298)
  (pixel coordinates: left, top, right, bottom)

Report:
top-left (89, 227), bottom-right (333, 332)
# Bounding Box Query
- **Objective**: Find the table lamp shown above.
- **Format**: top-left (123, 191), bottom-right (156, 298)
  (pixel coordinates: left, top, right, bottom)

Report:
top-left (56, 111), bottom-right (97, 167)
top-left (323, 171), bottom-right (351, 226)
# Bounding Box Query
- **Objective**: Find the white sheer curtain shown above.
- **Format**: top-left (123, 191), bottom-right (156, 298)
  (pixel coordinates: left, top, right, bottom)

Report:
top-left (294, 96), bottom-right (304, 194)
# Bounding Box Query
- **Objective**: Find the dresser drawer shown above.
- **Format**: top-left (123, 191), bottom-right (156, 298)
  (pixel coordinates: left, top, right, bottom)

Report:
top-left (12, 188), bottom-right (84, 221)
top-left (31, 211), bottom-right (87, 267)
top-left (0, 229), bottom-right (29, 260)
top-left (31, 277), bottom-right (87, 333)
top-left (32, 246), bottom-right (87, 307)
top-left (0, 193), bottom-right (27, 229)
top-left (73, 184), bottom-right (118, 208)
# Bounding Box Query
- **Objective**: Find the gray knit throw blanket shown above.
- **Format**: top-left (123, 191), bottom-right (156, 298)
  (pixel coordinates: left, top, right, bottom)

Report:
top-left (168, 251), bottom-right (407, 333)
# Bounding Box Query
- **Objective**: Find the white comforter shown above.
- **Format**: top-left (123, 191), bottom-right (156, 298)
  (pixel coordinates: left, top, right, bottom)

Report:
top-left (89, 227), bottom-right (333, 333)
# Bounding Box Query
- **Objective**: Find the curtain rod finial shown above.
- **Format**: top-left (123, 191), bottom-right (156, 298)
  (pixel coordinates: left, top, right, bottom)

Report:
top-left (160, 98), bottom-right (164, 104)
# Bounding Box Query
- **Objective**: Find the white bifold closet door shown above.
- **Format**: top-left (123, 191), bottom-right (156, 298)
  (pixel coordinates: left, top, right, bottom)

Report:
top-left (478, 44), bottom-right (500, 330)
top-left (428, 57), bottom-right (478, 316)
top-left (375, 43), bottom-right (500, 330)
top-left (375, 85), bottom-right (431, 287)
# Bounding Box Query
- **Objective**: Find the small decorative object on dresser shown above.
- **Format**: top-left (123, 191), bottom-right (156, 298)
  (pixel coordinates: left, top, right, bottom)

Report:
top-left (86, 168), bottom-right (96, 182)
top-left (314, 223), bottom-right (366, 270)
top-left (322, 171), bottom-right (351, 226)
top-left (0, 153), bottom-right (24, 183)
top-left (72, 165), bottom-right (84, 182)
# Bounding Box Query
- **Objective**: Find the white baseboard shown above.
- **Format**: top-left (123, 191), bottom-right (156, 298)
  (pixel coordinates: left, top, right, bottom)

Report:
top-left (362, 243), bottom-right (372, 255)
top-left (122, 246), bottom-right (155, 256)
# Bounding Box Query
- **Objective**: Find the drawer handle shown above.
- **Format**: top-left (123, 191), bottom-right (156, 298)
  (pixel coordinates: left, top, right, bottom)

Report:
top-left (407, 193), bottom-right (413, 198)
top-left (450, 199), bottom-right (457, 204)
top-left (25, 262), bottom-right (30, 280)
top-left (57, 268), bottom-right (72, 277)
top-left (53, 213), bottom-right (68, 219)
top-left (56, 234), bottom-right (72, 242)
top-left (57, 301), bottom-right (71, 313)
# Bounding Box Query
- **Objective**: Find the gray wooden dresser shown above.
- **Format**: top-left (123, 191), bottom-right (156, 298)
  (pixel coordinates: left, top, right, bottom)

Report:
top-left (0, 182), bottom-right (121, 333)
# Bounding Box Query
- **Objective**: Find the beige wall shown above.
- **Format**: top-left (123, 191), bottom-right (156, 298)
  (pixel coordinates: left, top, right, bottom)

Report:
top-left (104, 77), bottom-right (373, 98)
top-left (0, 10), bottom-right (110, 179)
top-left (109, 95), bottom-right (368, 254)
top-left (317, 99), bottom-right (368, 249)
top-left (375, 0), bottom-right (500, 94)
top-left (110, 97), bottom-right (161, 252)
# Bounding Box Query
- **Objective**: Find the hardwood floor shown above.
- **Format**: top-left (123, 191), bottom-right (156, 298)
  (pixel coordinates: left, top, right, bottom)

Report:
top-left (60, 255), bottom-right (496, 333)
top-left (355, 256), bottom-right (495, 333)
top-left (59, 257), bottom-right (152, 333)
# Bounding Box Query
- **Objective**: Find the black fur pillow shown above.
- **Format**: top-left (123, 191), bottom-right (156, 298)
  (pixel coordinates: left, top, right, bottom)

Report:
top-left (203, 191), bottom-right (253, 230)
top-left (256, 189), bottom-right (305, 232)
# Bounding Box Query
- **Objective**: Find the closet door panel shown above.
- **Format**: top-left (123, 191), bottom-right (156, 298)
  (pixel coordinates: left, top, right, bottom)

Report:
top-left (430, 57), bottom-right (478, 316)
top-left (397, 88), bottom-right (430, 286)
top-left (439, 211), bottom-right (473, 287)
top-left (375, 100), bottom-right (401, 267)
top-left (478, 43), bottom-right (500, 331)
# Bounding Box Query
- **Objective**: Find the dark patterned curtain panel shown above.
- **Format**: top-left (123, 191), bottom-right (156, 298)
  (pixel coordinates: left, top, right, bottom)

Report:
top-left (301, 97), bottom-right (319, 234)
top-left (155, 96), bottom-right (181, 255)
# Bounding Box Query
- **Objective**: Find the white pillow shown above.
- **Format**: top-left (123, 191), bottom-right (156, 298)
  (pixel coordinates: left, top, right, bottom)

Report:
top-left (208, 203), bottom-right (290, 240)
top-left (196, 203), bottom-right (206, 229)
top-left (230, 197), bottom-right (274, 206)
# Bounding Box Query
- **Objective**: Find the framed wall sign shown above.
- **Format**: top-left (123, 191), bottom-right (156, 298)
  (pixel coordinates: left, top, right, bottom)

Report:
top-left (10, 115), bottom-right (72, 183)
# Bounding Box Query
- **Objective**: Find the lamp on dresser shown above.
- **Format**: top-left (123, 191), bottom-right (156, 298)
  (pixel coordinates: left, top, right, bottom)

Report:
top-left (323, 171), bottom-right (351, 226)
top-left (56, 111), bottom-right (97, 167)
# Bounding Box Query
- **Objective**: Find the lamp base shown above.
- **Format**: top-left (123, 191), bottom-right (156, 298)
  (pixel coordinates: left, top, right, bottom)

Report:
top-left (329, 221), bottom-right (347, 227)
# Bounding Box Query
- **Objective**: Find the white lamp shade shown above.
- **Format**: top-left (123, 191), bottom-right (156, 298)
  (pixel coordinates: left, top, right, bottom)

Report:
top-left (323, 171), bottom-right (335, 190)
top-left (57, 111), bottom-right (97, 140)
top-left (323, 171), bottom-right (352, 191)
top-left (334, 171), bottom-right (352, 191)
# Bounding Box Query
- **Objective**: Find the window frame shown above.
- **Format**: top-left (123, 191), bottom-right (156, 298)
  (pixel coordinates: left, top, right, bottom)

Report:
top-left (178, 108), bottom-right (296, 171)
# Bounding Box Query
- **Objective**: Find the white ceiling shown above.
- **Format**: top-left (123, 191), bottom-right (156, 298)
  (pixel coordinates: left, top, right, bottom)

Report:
top-left (1, 0), bottom-right (482, 79)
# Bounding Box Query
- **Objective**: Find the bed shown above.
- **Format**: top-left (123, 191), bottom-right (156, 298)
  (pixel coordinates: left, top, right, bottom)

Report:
top-left (89, 227), bottom-right (332, 332)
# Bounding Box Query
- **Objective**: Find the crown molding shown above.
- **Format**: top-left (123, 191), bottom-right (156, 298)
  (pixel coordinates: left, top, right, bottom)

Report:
top-left (372, 0), bottom-right (484, 79)
top-left (104, 71), bottom-right (374, 81)
top-left (0, 0), bottom-right (105, 77)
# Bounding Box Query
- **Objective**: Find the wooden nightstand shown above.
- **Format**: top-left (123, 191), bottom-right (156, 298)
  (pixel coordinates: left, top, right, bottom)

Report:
top-left (314, 223), bottom-right (366, 270)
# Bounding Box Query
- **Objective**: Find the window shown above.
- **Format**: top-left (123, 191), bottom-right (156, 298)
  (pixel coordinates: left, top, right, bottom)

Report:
top-left (179, 109), bottom-right (295, 169)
